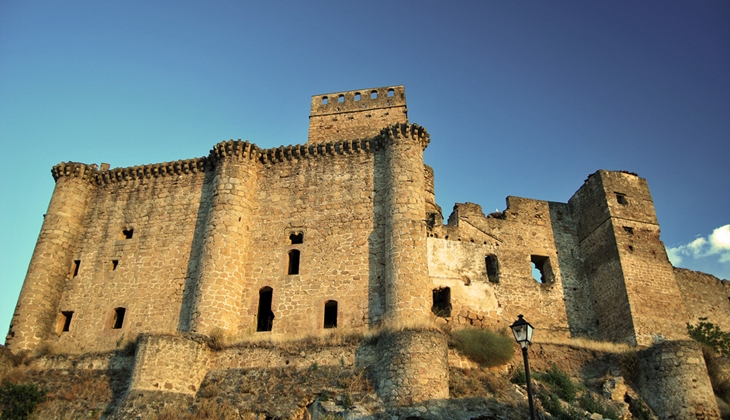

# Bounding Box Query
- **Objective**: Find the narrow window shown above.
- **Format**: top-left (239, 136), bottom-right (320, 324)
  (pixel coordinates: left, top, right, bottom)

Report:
top-left (322, 96), bottom-right (328, 104)
top-left (485, 255), bottom-right (499, 283)
top-left (289, 232), bottom-right (303, 244)
top-left (530, 255), bottom-right (554, 284)
top-left (57, 311), bottom-right (73, 334)
top-left (112, 307), bottom-right (126, 329)
top-left (324, 300), bottom-right (338, 328)
top-left (110, 260), bottom-right (119, 271)
top-left (121, 228), bottom-right (134, 239)
top-left (354, 92), bottom-right (361, 101)
top-left (387, 88), bottom-right (395, 97)
top-left (257, 287), bottom-right (275, 332)
top-left (338, 94), bottom-right (345, 103)
top-left (70, 260), bottom-right (80, 278)
top-left (623, 226), bottom-right (634, 235)
top-left (370, 90), bottom-right (378, 99)
top-left (615, 193), bottom-right (628, 205)
top-left (288, 249), bottom-right (300, 275)
top-left (431, 287), bottom-right (451, 318)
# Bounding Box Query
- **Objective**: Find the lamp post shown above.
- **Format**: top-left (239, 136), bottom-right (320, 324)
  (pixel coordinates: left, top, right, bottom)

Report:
top-left (510, 314), bottom-right (535, 420)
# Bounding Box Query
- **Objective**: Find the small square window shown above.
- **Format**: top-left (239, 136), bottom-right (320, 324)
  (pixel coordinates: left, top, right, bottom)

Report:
top-left (615, 193), bottom-right (628, 205)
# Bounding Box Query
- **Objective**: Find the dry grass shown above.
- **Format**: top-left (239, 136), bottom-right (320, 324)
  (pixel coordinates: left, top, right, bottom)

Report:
top-left (535, 336), bottom-right (634, 353)
top-left (212, 318), bottom-right (442, 353)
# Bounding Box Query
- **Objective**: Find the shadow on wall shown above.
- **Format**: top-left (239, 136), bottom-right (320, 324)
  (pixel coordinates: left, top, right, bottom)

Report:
top-left (178, 170), bottom-right (216, 332)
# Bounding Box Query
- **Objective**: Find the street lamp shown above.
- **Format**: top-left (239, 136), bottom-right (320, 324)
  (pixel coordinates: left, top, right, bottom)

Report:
top-left (510, 314), bottom-right (535, 420)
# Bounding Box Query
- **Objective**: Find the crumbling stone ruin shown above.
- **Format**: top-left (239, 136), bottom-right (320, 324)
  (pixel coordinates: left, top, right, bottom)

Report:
top-left (6, 86), bottom-right (729, 418)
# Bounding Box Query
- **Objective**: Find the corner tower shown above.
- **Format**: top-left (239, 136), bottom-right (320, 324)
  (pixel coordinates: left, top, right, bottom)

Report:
top-left (308, 86), bottom-right (408, 144)
top-left (7, 163), bottom-right (97, 351)
top-left (569, 170), bottom-right (689, 345)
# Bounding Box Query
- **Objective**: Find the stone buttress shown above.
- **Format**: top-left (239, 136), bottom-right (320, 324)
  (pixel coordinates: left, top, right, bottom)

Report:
top-left (6, 163), bottom-right (96, 352)
top-left (189, 141), bottom-right (260, 336)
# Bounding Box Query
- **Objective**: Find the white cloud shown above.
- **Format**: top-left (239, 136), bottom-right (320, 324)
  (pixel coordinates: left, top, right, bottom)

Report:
top-left (666, 224), bottom-right (730, 270)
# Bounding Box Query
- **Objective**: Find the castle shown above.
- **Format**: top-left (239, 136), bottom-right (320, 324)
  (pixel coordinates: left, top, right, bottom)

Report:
top-left (6, 86), bottom-right (729, 418)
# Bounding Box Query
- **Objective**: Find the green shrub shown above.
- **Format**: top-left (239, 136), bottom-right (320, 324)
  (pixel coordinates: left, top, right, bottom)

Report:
top-left (579, 392), bottom-right (618, 420)
top-left (451, 328), bottom-right (514, 367)
top-left (511, 366), bottom-right (526, 386)
top-left (0, 382), bottom-right (46, 420)
top-left (535, 364), bottom-right (578, 402)
top-left (688, 319), bottom-right (730, 356)
top-left (538, 391), bottom-right (582, 420)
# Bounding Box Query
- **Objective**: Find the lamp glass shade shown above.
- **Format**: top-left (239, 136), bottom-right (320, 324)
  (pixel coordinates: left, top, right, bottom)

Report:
top-left (510, 315), bottom-right (534, 348)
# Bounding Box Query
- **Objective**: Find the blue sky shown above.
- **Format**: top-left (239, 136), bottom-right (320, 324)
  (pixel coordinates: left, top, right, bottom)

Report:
top-left (1, 1), bottom-right (728, 340)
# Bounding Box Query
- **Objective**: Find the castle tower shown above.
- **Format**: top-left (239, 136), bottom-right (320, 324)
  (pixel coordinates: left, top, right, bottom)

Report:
top-left (308, 86), bottom-right (407, 144)
top-left (6, 163), bottom-right (96, 351)
top-left (569, 170), bottom-right (689, 345)
top-left (188, 141), bottom-right (260, 336)
top-left (380, 123), bottom-right (433, 324)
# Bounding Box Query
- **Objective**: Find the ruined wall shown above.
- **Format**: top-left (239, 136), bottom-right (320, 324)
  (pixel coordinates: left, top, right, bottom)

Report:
top-left (427, 198), bottom-right (574, 337)
top-left (308, 86), bottom-right (408, 144)
top-left (675, 268), bottom-right (730, 331)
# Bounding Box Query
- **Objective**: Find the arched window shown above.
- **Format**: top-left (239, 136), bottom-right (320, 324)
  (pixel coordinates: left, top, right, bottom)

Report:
top-left (354, 92), bottom-right (361, 101)
top-left (324, 300), bottom-right (338, 328)
top-left (387, 88), bottom-right (395, 97)
top-left (338, 94), bottom-right (345, 103)
top-left (257, 287), bottom-right (275, 332)
top-left (321, 96), bottom-right (328, 104)
top-left (370, 90), bottom-right (378, 99)
top-left (288, 249), bottom-right (300, 275)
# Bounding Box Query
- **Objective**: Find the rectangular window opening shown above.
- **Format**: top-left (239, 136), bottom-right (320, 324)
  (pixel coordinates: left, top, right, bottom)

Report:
top-left (70, 260), bottom-right (80, 278)
top-left (485, 255), bottom-right (499, 283)
top-left (57, 311), bottom-right (74, 334)
top-left (530, 255), bottom-right (554, 284)
top-left (623, 226), bottom-right (634, 235)
top-left (615, 193), bottom-right (628, 205)
top-left (257, 287), bottom-right (274, 332)
top-left (431, 287), bottom-right (451, 318)
top-left (111, 260), bottom-right (119, 270)
top-left (287, 249), bottom-right (301, 275)
top-left (121, 228), bottom-right (134, 240)
top-left (324, 300), bottom-right (338, 328)
top-left (112, 307), bottom-right (126, 329)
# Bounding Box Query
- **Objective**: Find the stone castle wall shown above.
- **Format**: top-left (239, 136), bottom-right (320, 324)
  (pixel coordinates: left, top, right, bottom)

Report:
top-left (308, 86), bottom-right (408, 144)
top-left (675, 267), bottom-right (730, 330)
top-left (6, 85), bottom-right (729, 418)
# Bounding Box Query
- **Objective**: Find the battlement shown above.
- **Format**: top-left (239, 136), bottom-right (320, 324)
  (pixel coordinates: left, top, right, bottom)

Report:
top-left (310, 85), bottom-right (406, 116)
top-left (308, 85), bottom-right (409, 144)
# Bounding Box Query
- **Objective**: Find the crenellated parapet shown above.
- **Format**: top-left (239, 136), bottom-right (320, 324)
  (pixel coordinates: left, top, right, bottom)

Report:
top-left (209, 140), bottom-right (260, 162)
top-left (377, 122), bottom-right (430, 151)
top-left (259, 138), bottom-right (379, 164)
top-left (95, 158), bottom-right (211, 185)
top-left (51, 162), bottom-right (97, 182)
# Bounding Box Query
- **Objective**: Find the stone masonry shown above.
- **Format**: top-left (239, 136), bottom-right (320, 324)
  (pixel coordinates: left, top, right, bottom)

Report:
top-left (6, 85), bottom-right (729, 417)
